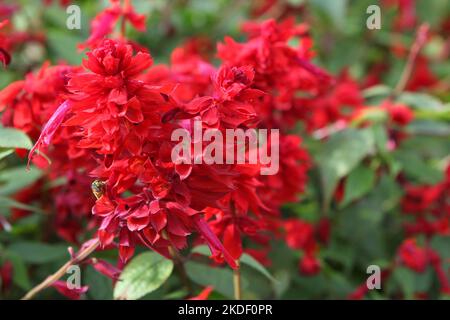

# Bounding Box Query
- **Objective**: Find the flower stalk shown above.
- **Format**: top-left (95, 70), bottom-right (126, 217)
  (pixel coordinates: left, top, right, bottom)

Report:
top-left (162, 230), bottom-right (193, 296)
top-left (233, 260), bottom-right (241, 300)
top-left (393, 23), bottom-right (429, 96)
top-left (21, 238), bottom-right (100, 300)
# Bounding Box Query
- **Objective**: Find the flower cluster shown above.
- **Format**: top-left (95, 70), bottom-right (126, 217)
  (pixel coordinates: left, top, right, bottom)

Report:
top-left (285, 218), bottom-right (330, 275)
top-left (397, 166), bottom-right (450, 295)
top-left (3, 14), bottom-right (317, 268)
top-left (58, 19), bottom-right (316, 265)
top-left (0, 15), bottom-right (317, 269)
top-left (349, 166), bottom-right (450, 299)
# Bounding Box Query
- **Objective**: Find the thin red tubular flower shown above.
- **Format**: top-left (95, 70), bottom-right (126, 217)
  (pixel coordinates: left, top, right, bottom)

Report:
top-left (0, 19), bottom-right (11, 66)
top-left (89, 259), bottom-right (122, 280)
top-left (348, 283), bottom-right (369, 300)
top-left (0, 261), bottom-right (13, 293)
top-left (51, 280), bottom-right (88, 300)
top-left (188, 286), bottom-right (214, 300)
top-left (27, 100), bottom-right (71, 167)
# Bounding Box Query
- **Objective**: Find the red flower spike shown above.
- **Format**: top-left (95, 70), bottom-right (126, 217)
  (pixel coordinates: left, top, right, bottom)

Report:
top-left (193, 215), bottom-right (238, 269)
top-left (27, 100), bottom-right (71, 168)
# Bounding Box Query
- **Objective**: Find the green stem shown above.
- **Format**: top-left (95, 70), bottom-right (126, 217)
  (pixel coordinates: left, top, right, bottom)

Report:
top-left (233, 260), bottom-right (241, 300)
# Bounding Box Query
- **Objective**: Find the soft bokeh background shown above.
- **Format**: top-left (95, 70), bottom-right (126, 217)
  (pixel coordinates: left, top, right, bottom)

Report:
top-left (0, 0), bottom-right (449, 299)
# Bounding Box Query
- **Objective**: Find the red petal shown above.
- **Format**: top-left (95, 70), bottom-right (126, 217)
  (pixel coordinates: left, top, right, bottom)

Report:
top-left (27, 100), bottom-right (71, 168)
top-left (91, 259), bottom-right (121, 280)
top-left (223, 224), bottom-right (242, 260)
top-left (51, 280), bottom-right (88, 300)
top-left (0, 80), bottom-right (25, 111)
top-left (0, 47), bottom-right (11, 67)
top-left (188, 286), bottom-right (214, 300)
top-left (193, 215), bottom-right (237, 269)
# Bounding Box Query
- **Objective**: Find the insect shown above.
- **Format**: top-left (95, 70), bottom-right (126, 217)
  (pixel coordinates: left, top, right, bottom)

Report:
top-left (91, 180), bottom-right (106, 200)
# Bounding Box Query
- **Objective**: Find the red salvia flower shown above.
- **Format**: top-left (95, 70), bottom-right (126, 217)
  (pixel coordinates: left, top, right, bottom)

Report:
top-left (188, 286), bottom-right (214, 300)
top-left (79, 0), bottom-right (146, 50)
top-left (51, 280), bottom-right (88, 300)
top-left (398, 239), bottom-right (428, 272)
top-left (299, 253), bottom-right (321, 275)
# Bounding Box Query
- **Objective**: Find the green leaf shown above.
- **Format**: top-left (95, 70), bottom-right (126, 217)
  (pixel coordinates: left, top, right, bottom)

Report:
top-left (191, 245), bottom-right (211, 256)
top-left (393, 150), bottom-right (443, 184)
top-left (336, 175), bottom-right (402, 261)
top-left (8, 241), bottom-right (68, 264)
top-left (316, 128), bottom-right (375, 208)
top-left (240, 253), bottom-right (276, 283)
top-left (351, 108), bottom-right (388, 126)
top-left (340, 165), bottom-right (376, 207)
top-left (0, 149), bottom-right (14, 161)
top-left (310, 0), bottom-right (348, 30)
top-left (430, 236), bottom-right (450, 260)
top-left (192, 245), bottom-right (276, 283)
top-left (407, 120), bottom-right (450, 137)
top-left (414, 108), bottom-right (450, 121)
top-left (416, 0), bottom-right (450, 28)
top-left (5, 251), bottom-right (31, 290)
top-left (0, 196), bottom-right (44, 214)
top-left (370, 175), bottom-right (402, 213)
top-left (398, 92), bottom-right (443, 110)
top-left (272, 270), bottom-right (290, 298)
top-left (47, 31), bottom-right (83, 65)
top-left (362, 85), bottom-right (392, 99)
top-left (85, 265), bottom-right (113, 300)
top-left (371, 124), bottom-right (389, 153)
top-left (391, 267), bottom-right (433, 299)
top-left (0, 127), bottom-right (32, 150)
top-left (0, 166), bottom-right (43, 196)
top-left (186, 261), bottom-right (243, 299)
top-left (164, 289), bottom-right (189, 299)
top-left (114, 252), bottom-right (173, 300)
